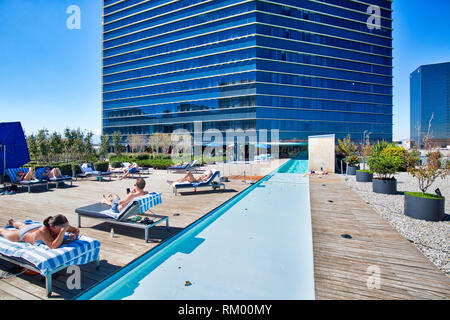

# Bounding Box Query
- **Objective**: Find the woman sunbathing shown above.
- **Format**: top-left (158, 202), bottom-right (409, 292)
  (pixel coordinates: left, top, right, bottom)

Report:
top-left (168, 169), bottom-right (213, 185)
top-left (41, 167), bottom-right (63, 179)
top-left (302, 170), bottom-right (328, 177)
top-left (0, 215), bottom-right (80, 249)
top-left (16, 167), bottom-right (36, 181)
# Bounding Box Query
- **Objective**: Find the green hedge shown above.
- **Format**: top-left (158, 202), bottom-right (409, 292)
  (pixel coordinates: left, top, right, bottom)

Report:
top-left (94, 161), bottom-right (109, 172)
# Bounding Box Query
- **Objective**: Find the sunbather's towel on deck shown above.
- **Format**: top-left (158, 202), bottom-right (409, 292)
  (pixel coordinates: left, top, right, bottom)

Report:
top-left (0, 236), bottom-right (100, 276)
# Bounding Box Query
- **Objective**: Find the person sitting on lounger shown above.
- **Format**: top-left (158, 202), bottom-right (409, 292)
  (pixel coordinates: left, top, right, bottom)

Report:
top-left (41, 167), bottom-right (63, 179)
top-left (16, 167), bottom-right (36, 181)
top-left (120, 163), bottom-right (139, 180)
top-left (302, 170), bottom-right (328, 177)
top-left (168, 169), bottom-right (213, 185)
top-left (0, 215), bottom-right (80, 249)
top-left (101, 177), bottom-right (148, 213)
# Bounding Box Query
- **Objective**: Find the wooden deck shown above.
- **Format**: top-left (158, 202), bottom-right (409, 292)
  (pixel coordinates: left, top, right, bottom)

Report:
top-left (0, 167), bottom-right (253, 300)
top-left (0, 163), bottom-right (449, 300)
top-left (309, 174), bottom-right (450, 300)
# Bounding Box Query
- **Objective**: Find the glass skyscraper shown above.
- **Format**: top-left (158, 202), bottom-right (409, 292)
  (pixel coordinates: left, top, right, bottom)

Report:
top-left (102, 0), bottom-right (393, 144)
top-left (410, 62), bottom-right (450, 147)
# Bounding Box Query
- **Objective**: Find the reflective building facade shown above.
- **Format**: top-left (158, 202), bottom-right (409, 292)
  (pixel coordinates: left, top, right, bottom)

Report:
top-left (102, 0), bottom-right (393, 143)
top-left (410, 62), bottom-right (450, 147)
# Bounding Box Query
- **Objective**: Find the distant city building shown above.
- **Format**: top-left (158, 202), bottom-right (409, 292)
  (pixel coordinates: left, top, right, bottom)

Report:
top-left (102, 0), bottom-right (393, 148)
top-left (410, 62), bottom-right (450, 147)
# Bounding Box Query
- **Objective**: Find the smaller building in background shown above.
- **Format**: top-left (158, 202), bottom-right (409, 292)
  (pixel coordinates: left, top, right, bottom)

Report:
top-left (410, 62), bottom-right (450, 148)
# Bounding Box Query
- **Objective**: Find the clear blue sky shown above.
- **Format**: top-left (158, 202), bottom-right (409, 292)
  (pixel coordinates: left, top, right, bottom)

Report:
top-left (0, 0), bottom-right (449, 141)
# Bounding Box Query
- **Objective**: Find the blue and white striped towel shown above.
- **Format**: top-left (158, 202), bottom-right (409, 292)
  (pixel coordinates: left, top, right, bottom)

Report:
top-left (0, 235), bottom-right (101, 276)
top-left (101, 192), bottom-right (162, 219)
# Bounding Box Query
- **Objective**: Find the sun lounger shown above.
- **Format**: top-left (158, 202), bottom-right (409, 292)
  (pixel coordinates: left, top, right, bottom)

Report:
top-left (169, 170), bottom-right (225, 195)
top-left (0, 229), bottom-right (100, 297)
top-left (78, 164), bottom-right (112, 181)
top-left (35, 167), bottom-right (73, 188)
top-left (5, 168), bottom-right (49, 193)
top-left (76, 192), bottom-right (169, 242)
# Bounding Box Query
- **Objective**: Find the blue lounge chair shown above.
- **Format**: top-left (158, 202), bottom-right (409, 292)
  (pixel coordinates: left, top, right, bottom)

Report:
top-left (5, 168), bottom-right (49, 193)
top-left (0, 227), bottom-right (100, 297)
top-left (166, 160), bottom-right (193, 173)
top-left (168, 170), bottom-right (225, 195)
top-left (76, 192), bottom-right (169, 242)
top-left (35, 167), bottom-right (73, 188)
top-left (78, 163), bottom-right (112, 181)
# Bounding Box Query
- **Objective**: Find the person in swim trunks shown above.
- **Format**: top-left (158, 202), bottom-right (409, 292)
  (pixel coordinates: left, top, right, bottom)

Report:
top-left (101, 178), bottom-right (149, 213)
top-left (0, 215), bottom-right (80, 249)
top-left (120, 163), bottom-right (139, 180)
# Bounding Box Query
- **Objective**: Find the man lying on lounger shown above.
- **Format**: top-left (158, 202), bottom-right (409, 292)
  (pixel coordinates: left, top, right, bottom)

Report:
top-left (120, 162), bottom-right (139, 180)
top-left (101, 177), bottom-right (148, 213)
top-left (16, 167), bottom-right (37, 181)
top-left (0, 214), bottom-right (79, 249)
top-left (168, 169), bottom-right (213, 185)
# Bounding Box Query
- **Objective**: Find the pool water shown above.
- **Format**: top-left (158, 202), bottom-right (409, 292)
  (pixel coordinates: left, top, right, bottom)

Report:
top-left (77, 159), bottom-right (314, 300)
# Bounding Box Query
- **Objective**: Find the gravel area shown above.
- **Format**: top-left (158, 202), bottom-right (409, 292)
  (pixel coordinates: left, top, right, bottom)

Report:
top-left (341, 172), bottom-right (450, 277)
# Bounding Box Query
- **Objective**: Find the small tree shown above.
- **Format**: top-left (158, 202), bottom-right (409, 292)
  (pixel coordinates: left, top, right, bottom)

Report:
top-left (127, 134), bottom-right (147, 153)
top-left (407, 115), bottom-right (450, 195)
top-left (359, 132), bottom-right (373, 170)
top-left (112, 131), bottom-right (122, 157)
top-left (408, 150), bottom-right (450, 195)
top-left (337, 134), bottom-right (358, 157)
top-left (26, 134), bottom-right (39, 161)
top-left (99, 135), bottom-right (110, 160)
top-left (36, 129), bottom-right (50, 163)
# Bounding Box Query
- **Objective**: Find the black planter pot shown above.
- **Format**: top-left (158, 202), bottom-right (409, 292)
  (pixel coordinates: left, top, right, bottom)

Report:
top-left (404, 194), bottom-right (445, 222)
top-left (356, 171), bottom-right (373, 182)
top-left (372, 178), bottom-right (397, 194)
top-left (347, 166), bottom-right (359, 175)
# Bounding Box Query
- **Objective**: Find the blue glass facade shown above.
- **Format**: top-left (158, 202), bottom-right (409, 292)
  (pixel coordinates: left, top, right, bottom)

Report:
top-left (410, 62), bottom-right (450, 147)
top-left (102, 0), bottom-right (393, 142)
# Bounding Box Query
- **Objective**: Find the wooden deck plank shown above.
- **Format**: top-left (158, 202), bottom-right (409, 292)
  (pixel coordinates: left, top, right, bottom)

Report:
top-left (309, 174), bottom-right (450, 300)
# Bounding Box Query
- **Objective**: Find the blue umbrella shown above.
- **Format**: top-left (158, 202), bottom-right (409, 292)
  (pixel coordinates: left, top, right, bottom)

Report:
top-left (0, 122), bottom-right (30, 175)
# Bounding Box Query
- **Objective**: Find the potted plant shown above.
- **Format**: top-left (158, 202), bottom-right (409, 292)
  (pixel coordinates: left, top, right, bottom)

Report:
top-left (356, 132), bottom-right (373, 182)
top-left (404, 149), bottom-right (449, 221)
top-left (345, 154), bottom-right (361, 175)
top-left (337, 135), bottom-right (358, 174)
top-left (368, 150), bottom-right (403, 195)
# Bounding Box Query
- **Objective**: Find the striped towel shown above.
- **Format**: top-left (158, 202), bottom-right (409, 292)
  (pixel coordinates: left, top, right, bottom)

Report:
top-left (101, 192), bottom-right (162, 219)
top-left (0, 235), bottom-right (101, 276)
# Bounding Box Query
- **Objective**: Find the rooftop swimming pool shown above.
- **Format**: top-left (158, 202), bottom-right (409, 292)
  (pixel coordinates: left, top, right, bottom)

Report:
top-left (77, 159), bottom-right (314, 300)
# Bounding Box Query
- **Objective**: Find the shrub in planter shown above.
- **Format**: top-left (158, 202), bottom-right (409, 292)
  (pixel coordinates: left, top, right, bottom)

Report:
top-left (345, 154), bottom-right (361, 175)
top-left (405, 150), bottom-right (449, 221)
top-left (94, 161), bottom-right (109, 172)
top-left (356, 169), bottom-right (373, 182)
top-left (381, 146), bottom-right (408, 171)
top-left (368, 154), bottom-right (403, 194)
